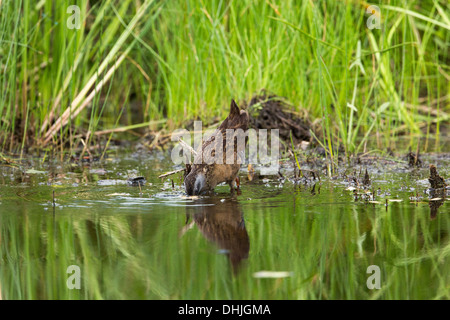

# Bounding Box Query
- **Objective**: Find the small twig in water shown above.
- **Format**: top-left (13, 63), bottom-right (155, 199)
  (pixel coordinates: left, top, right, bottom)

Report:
top-left (158, 168), bottom-right (186, 179)
top-left (178, 137), bottom-right (198, 156)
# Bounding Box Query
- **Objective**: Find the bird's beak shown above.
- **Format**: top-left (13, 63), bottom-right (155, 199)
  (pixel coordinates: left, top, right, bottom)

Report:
top-left (193, 173), bottom-right (206, 195)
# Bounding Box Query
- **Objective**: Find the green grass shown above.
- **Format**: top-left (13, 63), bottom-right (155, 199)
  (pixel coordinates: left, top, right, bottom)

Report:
top-left (0, 0), bottom-right (449, 156)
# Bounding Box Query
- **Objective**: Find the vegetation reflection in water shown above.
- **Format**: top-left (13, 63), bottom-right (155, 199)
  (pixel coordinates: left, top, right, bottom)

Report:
top-left (0, 153), bottom-right (449, 300)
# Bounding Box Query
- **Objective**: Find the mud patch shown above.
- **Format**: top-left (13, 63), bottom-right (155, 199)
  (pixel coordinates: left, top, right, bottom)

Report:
top-left (245, 92), bottom-right (312, 147)
top-left (429, 164), bottom-right (447, 189)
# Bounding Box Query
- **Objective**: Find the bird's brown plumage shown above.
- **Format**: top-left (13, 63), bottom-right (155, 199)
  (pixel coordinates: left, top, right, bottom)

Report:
top-left (184, 100), bottom-right (249, 195)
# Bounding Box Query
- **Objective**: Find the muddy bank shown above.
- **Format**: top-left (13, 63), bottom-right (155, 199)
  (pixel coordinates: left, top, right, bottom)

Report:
top-left (139, 92), bottom-right (313, 152)
top-left (245, 92), bottom-right (312, 146)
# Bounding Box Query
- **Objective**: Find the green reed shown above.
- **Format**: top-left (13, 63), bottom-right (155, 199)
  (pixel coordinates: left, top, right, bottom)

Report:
top-left (0, 0), bottom-right (449, 155)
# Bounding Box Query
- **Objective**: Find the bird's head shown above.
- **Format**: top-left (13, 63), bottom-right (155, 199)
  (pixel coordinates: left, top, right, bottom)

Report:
top-left (184, 165), bottom-right (208, 195)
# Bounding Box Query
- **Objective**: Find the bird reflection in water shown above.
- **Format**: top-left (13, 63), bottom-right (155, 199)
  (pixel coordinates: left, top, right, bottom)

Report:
top-left (185, 196), bottom-right (249, 274)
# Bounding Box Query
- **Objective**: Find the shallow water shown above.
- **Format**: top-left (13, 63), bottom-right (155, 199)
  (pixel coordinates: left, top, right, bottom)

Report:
top-left (0, 150), bottom-right (449, 299)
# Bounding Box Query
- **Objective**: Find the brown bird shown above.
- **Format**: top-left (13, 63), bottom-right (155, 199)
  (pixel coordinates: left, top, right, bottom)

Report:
top-left (184, 99), bottom-right (249, 195)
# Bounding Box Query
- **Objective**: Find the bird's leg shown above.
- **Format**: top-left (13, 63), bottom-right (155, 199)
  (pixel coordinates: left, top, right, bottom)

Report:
top-left (228, 180), bottom-right (235, 194)
top-left (235, 177), bottom-right (242, 195)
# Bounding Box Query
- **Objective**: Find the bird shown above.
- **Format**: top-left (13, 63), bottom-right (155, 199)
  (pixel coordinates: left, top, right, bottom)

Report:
top-left (184, 99), bottom-right (249, 195)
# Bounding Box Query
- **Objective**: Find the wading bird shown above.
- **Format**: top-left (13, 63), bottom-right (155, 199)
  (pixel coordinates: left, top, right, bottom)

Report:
top-left (184, 100), bottom-right (249, 195)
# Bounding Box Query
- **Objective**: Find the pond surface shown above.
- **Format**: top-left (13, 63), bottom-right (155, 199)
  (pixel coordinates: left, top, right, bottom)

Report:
top-left (0, 150), bottom-right (449, 299)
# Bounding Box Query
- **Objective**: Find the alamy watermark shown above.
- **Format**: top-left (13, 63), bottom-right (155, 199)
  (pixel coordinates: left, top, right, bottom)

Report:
top-left (366, 265), bottom-right (381, 289)
top-left (66, 265), bottom-right (81, 289)
top-left (170, 121), bottom-right (280, 175)
top-left (67, 5), bottom-right (81, 30)
top-left (366, 5), bottom-right (381, 29)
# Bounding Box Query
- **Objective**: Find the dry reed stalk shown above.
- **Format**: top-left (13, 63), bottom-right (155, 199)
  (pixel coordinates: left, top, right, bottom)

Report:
top-left (41, 0), bottom-right (154, 145)
top-left (43, 52), bottom-right (128, 145)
